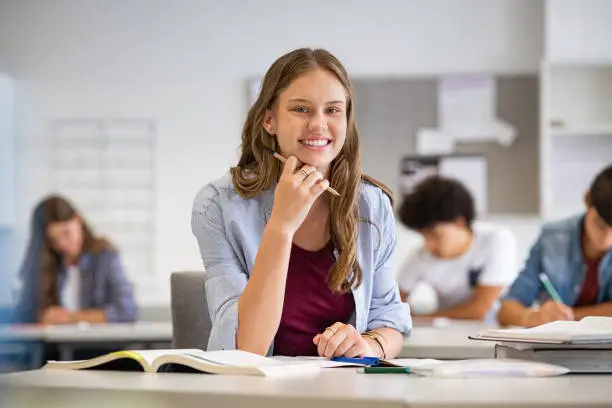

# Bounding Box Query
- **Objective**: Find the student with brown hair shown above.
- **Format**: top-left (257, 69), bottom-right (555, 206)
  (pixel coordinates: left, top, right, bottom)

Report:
top-left (192, 48), bottom-right (411, 358)
top-left (13, 195), bottom-right (138, 324)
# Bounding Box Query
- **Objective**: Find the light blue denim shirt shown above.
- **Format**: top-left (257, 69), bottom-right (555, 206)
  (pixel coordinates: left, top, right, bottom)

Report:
top-left (504, 214), bottom-right (612, 307)
top-left (191, 172), bottom-right (412, 353)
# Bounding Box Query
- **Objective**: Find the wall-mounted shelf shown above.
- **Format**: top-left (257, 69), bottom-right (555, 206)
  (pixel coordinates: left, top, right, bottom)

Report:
top-left (550, 124), bottom-right (612, 137)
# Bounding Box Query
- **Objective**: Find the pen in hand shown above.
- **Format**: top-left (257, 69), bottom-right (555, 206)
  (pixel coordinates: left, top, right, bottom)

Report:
top-left (539, 273), bottom-right (563, 303)
top-left (264, 147), bottom-right (341, 197)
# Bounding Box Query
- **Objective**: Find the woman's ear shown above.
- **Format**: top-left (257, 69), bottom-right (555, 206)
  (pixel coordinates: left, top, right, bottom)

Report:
top-left (263, 109), bottom-right (276, 135)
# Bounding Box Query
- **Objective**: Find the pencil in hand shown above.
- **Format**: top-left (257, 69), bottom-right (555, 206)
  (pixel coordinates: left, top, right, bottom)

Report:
top-left (539, 273), bottom-right (563, 303)
top-left (264, 147), bottom-right (341, 197)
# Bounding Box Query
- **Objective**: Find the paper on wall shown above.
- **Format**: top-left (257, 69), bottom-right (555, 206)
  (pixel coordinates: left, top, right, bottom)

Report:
top-left (438, 75), bottom-right (516, 146)
top-left (415, 128), bottom-right (455, 155)
top-left (439, 75), bottom-right (495, 130)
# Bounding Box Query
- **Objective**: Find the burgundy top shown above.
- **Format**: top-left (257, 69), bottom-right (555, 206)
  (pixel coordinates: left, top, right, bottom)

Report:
top-left (273, 241), bottom-right (355, 356)
top-left (575, 231), bottom-right (602, 307)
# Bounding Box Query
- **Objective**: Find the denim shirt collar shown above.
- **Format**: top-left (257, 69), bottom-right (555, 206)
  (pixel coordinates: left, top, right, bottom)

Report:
top-left (261, 186), bottom-right (274, 223)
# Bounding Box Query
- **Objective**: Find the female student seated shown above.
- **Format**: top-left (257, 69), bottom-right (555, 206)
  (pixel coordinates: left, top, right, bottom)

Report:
top-left (13, 195), bottom-right (138, 324)
top-left (192, 48), bottom-right (411, 358)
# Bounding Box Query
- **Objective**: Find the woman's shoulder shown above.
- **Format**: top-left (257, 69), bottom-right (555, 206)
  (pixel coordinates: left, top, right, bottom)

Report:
top-left (358, 178), bottom-right (393, 219)
top-left (193, 172), bottom-right (236, 206)
top-left (81, 246), bottom-right (121, 271)
top-left (192, 171), bottom-right (269, 218)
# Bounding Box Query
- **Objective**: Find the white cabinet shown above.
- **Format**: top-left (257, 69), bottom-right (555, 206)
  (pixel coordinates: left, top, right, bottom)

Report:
top-left (541, 1), bottom-right (612, 219)
top-left (546, 0), bottom-right (612, 62)
top-left (545, 0), bottom-right (583, 62)
top-left (540, 62), bottom-right (612, 220)
top-left (0, 74), bottom-right (15, 228)
top-left (583, 0), bottom-right (612, 61)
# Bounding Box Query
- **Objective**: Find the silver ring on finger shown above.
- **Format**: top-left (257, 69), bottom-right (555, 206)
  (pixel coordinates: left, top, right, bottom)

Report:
top-left (297, 167), bottom-right (312, 180)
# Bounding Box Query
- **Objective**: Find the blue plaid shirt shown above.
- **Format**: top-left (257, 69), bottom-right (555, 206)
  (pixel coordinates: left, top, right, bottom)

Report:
top-left (191, 172), bottom-right (412, 353)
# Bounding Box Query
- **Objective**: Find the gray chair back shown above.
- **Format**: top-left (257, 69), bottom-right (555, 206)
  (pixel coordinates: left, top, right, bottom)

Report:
top-left (170, 271), bottom-right (211, 349)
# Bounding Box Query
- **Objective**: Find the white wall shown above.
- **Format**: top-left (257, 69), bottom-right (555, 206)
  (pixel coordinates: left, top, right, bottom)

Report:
top-left (0, 0), bottom-right (544, 305)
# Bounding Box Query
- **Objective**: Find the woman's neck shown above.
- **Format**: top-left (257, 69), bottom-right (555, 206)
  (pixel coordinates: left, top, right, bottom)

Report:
top-left (292, 197), bottom-right (331, 251)
top-left (64, 253), bottom-right (81, 267)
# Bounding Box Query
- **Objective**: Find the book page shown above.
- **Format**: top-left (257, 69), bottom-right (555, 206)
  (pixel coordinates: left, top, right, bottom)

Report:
top-left (177, 349), bottom-right (287, 367)
top-left (580, 317), bottom-right (612, 330)
top-left (386, 358), bottom-right (443, 367)
top-left (117, 349), bottom-right (203, 366)
top-left (498, 321), bottom-right (583, 334)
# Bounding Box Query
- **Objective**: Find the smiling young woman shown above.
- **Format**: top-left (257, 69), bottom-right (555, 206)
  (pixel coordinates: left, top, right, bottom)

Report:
top-left (192, 48), bottom-right (411, 358)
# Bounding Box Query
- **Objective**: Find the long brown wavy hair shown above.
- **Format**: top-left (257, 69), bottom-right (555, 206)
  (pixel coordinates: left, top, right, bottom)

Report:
top-left (230, 48), bottom-right (391, 293)
top-left (37, 195), bottom-right (113, 315)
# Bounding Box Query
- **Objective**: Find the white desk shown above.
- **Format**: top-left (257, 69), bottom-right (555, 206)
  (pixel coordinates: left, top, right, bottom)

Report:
top-left (0, 322), bottom-right (172, 368)
top-left (45, 322), bottom-right (173, 360)
top-left (2, 368), bottom-right (611, 408)
top-left (0, 325), bottom-right (45, 341)
top-left (43, 322), bottom-right (172, 343)
top-left (400, 327), bottom-right (495, 359)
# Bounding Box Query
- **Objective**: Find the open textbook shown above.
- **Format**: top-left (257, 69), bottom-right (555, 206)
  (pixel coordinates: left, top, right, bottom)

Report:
top-left (43, 349), bottom-right (569, 378)
top-left (471, 316), bottom-right (612, 344)
top-left (43, 349), bottom-right (358, 376)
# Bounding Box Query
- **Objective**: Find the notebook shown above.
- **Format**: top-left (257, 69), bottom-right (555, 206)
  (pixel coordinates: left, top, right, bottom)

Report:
top-left (43, 349), bottom-right (364, 377)
top-left (494, 344), bottom-right (612, 373)
top-left (471, 316), bottom-right (612, 344)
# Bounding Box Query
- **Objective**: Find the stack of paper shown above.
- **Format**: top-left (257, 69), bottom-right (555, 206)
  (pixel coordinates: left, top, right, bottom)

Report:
top-left (470, 317), bottom-right (612, 373)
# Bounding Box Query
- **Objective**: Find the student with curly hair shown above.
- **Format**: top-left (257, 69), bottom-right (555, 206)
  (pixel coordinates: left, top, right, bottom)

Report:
top-left (397, 176), bottom-right (517, 321)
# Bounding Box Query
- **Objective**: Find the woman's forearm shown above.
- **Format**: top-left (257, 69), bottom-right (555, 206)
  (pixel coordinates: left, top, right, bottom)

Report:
top-left (236, 221), bottom-right (293, 355)
top-left (369, 327), bottom-right (404, 359)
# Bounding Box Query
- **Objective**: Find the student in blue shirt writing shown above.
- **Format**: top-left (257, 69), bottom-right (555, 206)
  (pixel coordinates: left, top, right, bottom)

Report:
top-left (13, 195), bottom-right (138, 324)
top-left (192, 48), bottom-right (411, 358)
top-left (499, 165), bottom-right (612, 327)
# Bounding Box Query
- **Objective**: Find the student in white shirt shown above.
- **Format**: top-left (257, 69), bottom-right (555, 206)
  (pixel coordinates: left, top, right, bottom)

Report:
top-left (397, 176), bottom-right (517, 321)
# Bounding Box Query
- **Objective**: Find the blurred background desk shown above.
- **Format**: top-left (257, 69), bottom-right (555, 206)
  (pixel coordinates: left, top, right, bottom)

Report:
top-left (0, 322), bottom-right (172, 369)
top-left (400, 326), bottom-right (495, 359)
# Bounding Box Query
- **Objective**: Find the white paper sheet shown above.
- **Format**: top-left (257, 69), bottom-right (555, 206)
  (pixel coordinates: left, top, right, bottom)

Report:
top-left (415, 128), bottom-right (455, 155)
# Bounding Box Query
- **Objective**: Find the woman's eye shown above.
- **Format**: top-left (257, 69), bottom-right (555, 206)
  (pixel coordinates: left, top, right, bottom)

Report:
top-left (293, 106), bottom-right (308, 113)
top-left (326, 107), bottom-right (341, 114)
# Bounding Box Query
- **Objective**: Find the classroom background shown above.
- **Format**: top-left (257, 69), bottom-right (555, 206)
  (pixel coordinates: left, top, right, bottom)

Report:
top-left (1, 0), bottom-right (611, 326)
